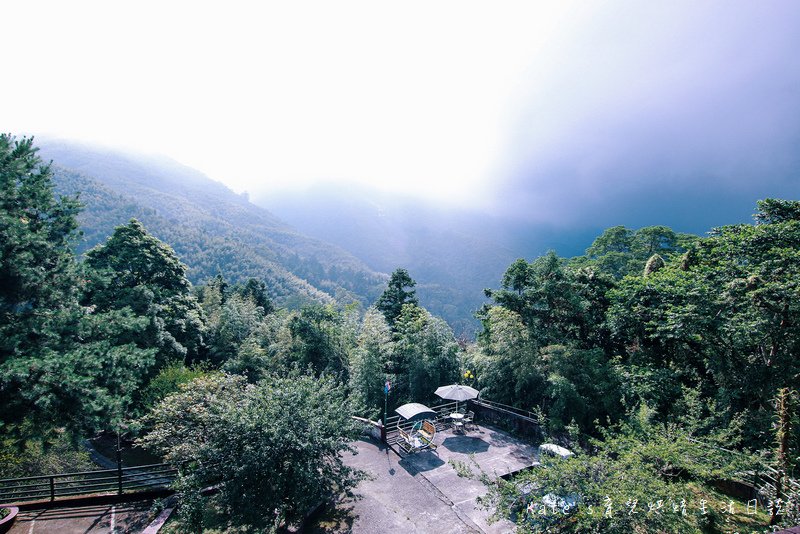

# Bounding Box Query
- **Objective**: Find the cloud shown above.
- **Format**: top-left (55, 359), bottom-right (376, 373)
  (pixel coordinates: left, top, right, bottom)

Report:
top-left (496, 1), bottom-right (800, 230)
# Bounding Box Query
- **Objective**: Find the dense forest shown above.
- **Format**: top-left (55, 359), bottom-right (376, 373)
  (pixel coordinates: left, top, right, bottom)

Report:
top-left (2, 134), bottom-right (799, 532)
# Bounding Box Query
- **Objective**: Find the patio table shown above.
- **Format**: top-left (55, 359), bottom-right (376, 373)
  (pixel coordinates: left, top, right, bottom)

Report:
top-left (449, 412), bottom-right (465, 433)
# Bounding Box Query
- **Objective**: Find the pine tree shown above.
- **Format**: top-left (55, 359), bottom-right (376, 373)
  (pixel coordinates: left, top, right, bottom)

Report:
top-left (0, 134), bottom-right (82, 361)
top-left (376, 268), bottom-right (418, 328)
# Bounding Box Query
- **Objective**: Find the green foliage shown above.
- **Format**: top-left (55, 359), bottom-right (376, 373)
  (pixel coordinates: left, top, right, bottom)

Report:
top-left (1, 135), bottom-right (157, 439)
top-left (483, 201), bottom-right (800, 445)
top-left (276, 305), bottom-right (353, 378)
top-left (381, 304), bottom-right (461, 407)
top-left (349, 307), bottom-right (392, 417)
top-left (0, 426), bottom-right (94, 479)
top-left (485, 407), bottom-right (757, 533)
top-left (203, 291), bottom-right (266, 364)
top-left (84, 219), bottom-right (205, 364)
top-left (754, 198), bottom-right (800, 224)
top-left (0, 134), bottom-right (82, 361)
top-left (539, 346), bottom-right (621, 432)
top-left (608, 200), bottom-right (800, 446)
top-left (376, 268), bottom-right (418, 327)
top-left (474, 306), bottom-right (542, 407)
top-left (140, 362), bottom-right (209, 411)
top-left (578, 224), bottom-right (696, 279)
top-left (138, 372), bottom-right (366, 531)
top-left (487, 252), bottom-right (606, 349)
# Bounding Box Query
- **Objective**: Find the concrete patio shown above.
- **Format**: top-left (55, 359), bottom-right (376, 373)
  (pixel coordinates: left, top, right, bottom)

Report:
top-left (316, 423), bottom-right (539, 533)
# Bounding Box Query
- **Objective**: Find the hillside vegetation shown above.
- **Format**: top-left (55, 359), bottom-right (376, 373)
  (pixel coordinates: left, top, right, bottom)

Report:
top-left (42, 140), bottom-right (387, 309)
top-left (2, 134), bottom-right (798, 532)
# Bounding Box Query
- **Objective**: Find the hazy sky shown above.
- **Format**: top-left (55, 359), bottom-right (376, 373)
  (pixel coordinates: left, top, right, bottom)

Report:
top-left (3, 1), bottom-right (799, 227)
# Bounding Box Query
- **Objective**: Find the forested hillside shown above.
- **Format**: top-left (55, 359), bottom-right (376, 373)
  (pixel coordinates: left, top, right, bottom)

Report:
top-left (261, 184), bottom-right (598, 334)
top-left (3, 134), bottom-right (800, 532)
top-left (41, 140), bottom-right (387, 309)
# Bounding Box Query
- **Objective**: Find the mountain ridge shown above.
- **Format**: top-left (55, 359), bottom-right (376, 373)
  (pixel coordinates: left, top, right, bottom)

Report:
top-left (41, 140), bottom-right (388, 310)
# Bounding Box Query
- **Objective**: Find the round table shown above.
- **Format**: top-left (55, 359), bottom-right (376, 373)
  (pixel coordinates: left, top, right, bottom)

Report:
top-left (449, 412), bottom-right (465, 432)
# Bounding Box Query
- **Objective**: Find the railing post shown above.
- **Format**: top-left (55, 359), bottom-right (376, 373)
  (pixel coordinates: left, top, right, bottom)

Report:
top-left (49, 476), bottom-right (55, 502)
top-left (117, 446), bottom-right (123, 495)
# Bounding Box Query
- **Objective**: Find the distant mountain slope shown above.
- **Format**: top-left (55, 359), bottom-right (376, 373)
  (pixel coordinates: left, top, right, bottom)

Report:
top-left (257, 184), bottom-right (598, 334)
top-left (41, 141), bottom-right (387, 308)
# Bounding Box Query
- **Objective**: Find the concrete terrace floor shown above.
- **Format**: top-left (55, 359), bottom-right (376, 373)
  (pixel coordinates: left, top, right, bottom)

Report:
top-left (314, 423), bottom-right (539, 534)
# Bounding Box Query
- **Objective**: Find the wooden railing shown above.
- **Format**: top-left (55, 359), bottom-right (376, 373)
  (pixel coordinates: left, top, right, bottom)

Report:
top-left (0, 463), bottom-right (176, 505)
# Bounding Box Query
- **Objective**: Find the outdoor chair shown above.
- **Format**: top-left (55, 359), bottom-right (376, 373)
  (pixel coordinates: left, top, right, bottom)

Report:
top-left (418, 421), bottom-right (438, 452)
top-left (397, 421), bottom-right (438, 454)
top-left (398, 428), bottom-right (419, 454)
top-left (463, 410), bottom-right (476, 431)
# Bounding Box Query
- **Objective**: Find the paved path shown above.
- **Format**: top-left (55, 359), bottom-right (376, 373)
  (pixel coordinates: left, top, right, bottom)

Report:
top-left (318, 425), bottom-right (534, 533)
top-left (330, 439), bottom-right (480, 533)
top-left (404, 426), bottom-right (537, 534)
top-left (8, 501), bottom-right (153, 534)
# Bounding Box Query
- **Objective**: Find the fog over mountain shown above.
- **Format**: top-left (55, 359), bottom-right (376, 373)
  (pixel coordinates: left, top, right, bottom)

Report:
top-left (37, 139), bottom-right (388, 310)
top-left (491, 2), bottom-right (800, 229)
top-left (33, 134), bottom-right (796, 336)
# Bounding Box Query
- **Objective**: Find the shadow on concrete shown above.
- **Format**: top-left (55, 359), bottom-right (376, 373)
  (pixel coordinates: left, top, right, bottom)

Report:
top-left (441, 436), bottom-right (491, 454)
top-left (306, 503), bottom-right (357, 534)
top-left (484, 429), bottom-right (520, 446)
top-left (399, 451), bottom-right (445, 473)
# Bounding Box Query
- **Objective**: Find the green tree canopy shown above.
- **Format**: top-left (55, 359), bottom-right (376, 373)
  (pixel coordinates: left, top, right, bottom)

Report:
top-left (84, 219), bottom-right (205, 363)
top-left (1, 136), bottom-right (158, 438)
top-left (138, 372), bottom-right (366, 531)
top-left (0, 134), bottom-right (82, 360)
top-left (376, 268), bottom-right (418, 327)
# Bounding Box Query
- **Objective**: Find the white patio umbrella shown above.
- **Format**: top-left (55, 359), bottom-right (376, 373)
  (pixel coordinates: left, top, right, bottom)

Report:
top-left (434, 384), bottom-right (479, 412)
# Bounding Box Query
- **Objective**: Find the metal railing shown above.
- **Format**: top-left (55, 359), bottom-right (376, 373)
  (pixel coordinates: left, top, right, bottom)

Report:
top-left (384, 401), bottom-right (461, 445)
top-left (0, 463), bottom-right (176, 505)
top-left (470, 398), bottom-right (540, 424)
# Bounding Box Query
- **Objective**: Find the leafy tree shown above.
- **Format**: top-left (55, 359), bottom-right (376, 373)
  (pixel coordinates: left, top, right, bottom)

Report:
top-left (577, 225), bottom-right (696, 279)
top-left (395, 305), bottom-right (460, 405)
top-left (1, 136), bottom-right (156, 439)
top-left (488, 252), bottom-right (592, 348)
top-left (222, 336), bottom-right (271, 383)
top-left (609, 200), bottom-right (800, 445)
top-left (275, 305), bottom-right (352, 378)
top-left (139, 362), bottom-right (209, 411)
top-left (205, 292), bottom-right (265, 363)
top-left (0, 134), bottom-right (82, 361)
top-left (474, 306), bottom-right (542, 407)
top-left (538, 345), bottom-right (621, 431)
top-left (586, 225), bottom-right (633, 256)
top-left (484, 406), bottom-right (756, 533)
top-left (501, 258), bottom-right (535, 295)
top-left (139, 373), bottom-right (366, 531)
top-left (349, 307), bottom-right (392, 417)
top-left (84, 219), bottom-right (205, 364)
top-left (376, 268), bottom-right (418, 327)
top-left (235, 277), bottom-right (274, 314)
top-left (754, 198), bottom-right (800, 224)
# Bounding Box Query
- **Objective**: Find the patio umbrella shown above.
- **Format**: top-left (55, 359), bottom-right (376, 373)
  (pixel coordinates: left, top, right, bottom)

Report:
top-left (434, 384), bottom-right (479, 412)
top-left (395, 402), bottom-right (438, 422)
top-left (435, 384), bottom-right (479, 402)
